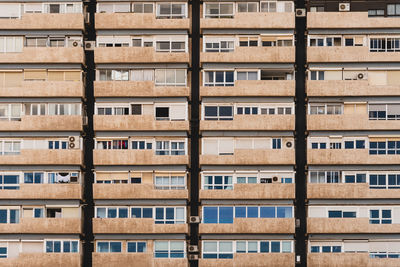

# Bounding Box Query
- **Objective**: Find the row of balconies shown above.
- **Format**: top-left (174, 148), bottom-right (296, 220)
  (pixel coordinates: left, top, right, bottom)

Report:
top-left (3, 12), bottom-right (400, 30)
top-left (4, 80), bottom-right (400, 99)
top-left (3, 149), bottom-right (400, 166)
top-left (3, 183), bottom-right (399, 200)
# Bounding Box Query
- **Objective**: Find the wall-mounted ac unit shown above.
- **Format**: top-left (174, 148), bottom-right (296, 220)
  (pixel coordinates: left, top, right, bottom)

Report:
top-left (357, 72), bottom-right (368, 80)
top-left (295, 8), bottom-right (306, 17)
top-left (339, 3), bottom-right (350, 11)
top-left (68, 136), bottom-right (79, 149)
top-left (188, 245), bottom-right (199, 253)
top-left (272, 176), bottom-right (280, 183)
top-left (189, 216), bottom-right (200, 223)
top-left (286, 141), bottom-right (293, 148)
top-left (84, 41), bottom-right (95, 50)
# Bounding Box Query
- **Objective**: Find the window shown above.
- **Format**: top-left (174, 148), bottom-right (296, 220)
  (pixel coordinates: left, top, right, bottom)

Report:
top-left (370, 37), bottom-right (400, 52)
top-left (309, 171), bottom-right (340, 184)
top-left (204, 71), bottom-right (234, 86)
top-left (369, 140), bottom-right (400, 155)
top-left (155, 141), bottom-right (185, 155)
top-left (99, 69), bottom-right (129, 81)
top-left (261, 2), bottom-right (276, 12)
top-left (328, 210), bottom-right (356, 218)
top-left (204, 39), bottom-right (234, 52)
top-left (203, 175), bottom-right (233, 190)
top-left (0, 174), bottom-right (20, 189)
top-left (131, 104), bottom-right (142, 115)
top-left (0, 3), bottom-right (20, 18)
top-left (345, 173), bottom-right (366, 184)
top-left (1, 141), bottom-right (21, 155)
top-left (237, 71), bottom-right (258, 80)
top-left (204, 106), bottom-right (233, 120)
top-left (0, 209), bottom-right (19, 223)
top-left (48, 103), bottom-right (80, 115)
top-left (97, 106), bottom-right (129, 115)
top-left (311, 142), bottom-right (326, 149)
top-left (131, 207), bottom-right (153, 218)
top-left (155, 175), bottom-right (185, 190)
top-left (0, 247), bottom-right (6, 258)
top-left (127, 242), bottom-right (146, 253)
top-left (132, 140), bottom-right (152, 150)
top-left (204, 3), bottom-right (234, 18)
top-left (239, 37), bottom-right (258, 47)
top-left (155, 207), bottom-right (185, 224)
top-left (24, 172), bottom-right (43, 184)
top-left (156, 40), bottom-right (185, 52)
top-left (203, 241), bottom-right (233, 259)
top-left (370, 209), bottom-right (392, 224)
top-left (272, 138), bottom-right (281, 149)
top-left (0, 37), bottom-right (23, 53)
top-left (369, 104), bottom-right (400, 120)
top-left (309, 104), bottom-right (342, 115)
top-left (96, 207), bottom-right (129, 218)
top-left (155, 69), bottom-right (186, 86)
top-left (237, 2), bottom-right (258, 12)
top-left (97, 140), bottom-right (128, 150)
top-left (48, 141), bottom-right (68, 150)
top-left (387, 4), bottom-right (400, 16)
top-left (154, 241), bottom-right (185, 258)
top-left (46, 240), bottom-right (79, 253)
top-left (155, 107), bottom-right (169, 120)
top-left (0, 104), bottom-right (21, 121)
top-left (156, 3), bottom-right (186, 19)
top-left (132, 3), bottom-right (153, 13)
top-left (97, 241), bottom-right (122, 253)
top-left (310, 245), bottom-right (341, 253)
top-left (368, 9), bottom-right (384, 17)
top-left (370, 174), bottom-right (400, 189)
top-left (310, 71), bottom-right (324, 80)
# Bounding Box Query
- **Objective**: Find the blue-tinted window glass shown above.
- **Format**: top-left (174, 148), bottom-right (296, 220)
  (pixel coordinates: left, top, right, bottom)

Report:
top-left (166, 208), bottom-right (174, 220)
top-left (63, 241), bottom-right (71, 253)
top-left (370, 175), bottom-right (378, 185)
top-left (378, 175), bottom-right (386, 185)
top-left (137, 242), bottom-right (146, 252)
top-left (320, 143), bottom-right (326, 149)
top-left (4, 175), bottom-right (18, 184)
top-left (332, 246), bottom-right (341, 252)
top-left (54, 241), bottom-right (61, 252)
top-left (344, 141), bottom-right (354, 149)
top-left (357, 174), bottom-right (366, 183)
top-left (46, 241), bottom-right (53, 252)
top-left (24, 173), bottom-right (33, 183)
top-left (143, 208), bottom-right (152, 218)
top-left (107, 208), bottom-right (117, 218)
top-left (322, 246), bottom-right (331, 253)
top-left (277, 207), bottom-right (292, 218)
top-left (34, 173), bottom-right (43, 183)
top-left (345, 175), bottom-right (355, 183)
top-left (271, 242), bottom-right (280, 252)
top-left (311, 143), bottom-right (318, 149)
top-left (219, 207), bottom-right (233, 223)
top-left (10, 210), bottom-right (18, 223)
top-left (97, 242), bottom-right (109, 252)
top-left (119, 208), bottom-right (128, 218)
top-left (127, 242), bottom-right (136, 252)
top-left (71, 241), bottom-right (78, 253)
top-left (0, 210), bottom-right (7, 223)
top-left (155, 208), bottom-right (164, 220)
top-left (311, 246), bottom-right (320, 253)
top-left (235, 207), bottom-right (246, 218)
top-left (328, 211), bottom-right (342, 218)
top-left (203, 207), bottom-right (218, 223)
top-left (131, 208), bottom-right (141, 218)
top-left (343, 212), bottom-right (356, 218)
top-left (247, 207), bottom-right (258, 218)
top-left (110, 242), bottom-right (121, 252)
top-left (260, 207), bottom-right (275, 218)
top-left (356, 140), bottom-right (365, 149)
top-left (260, 241), bottom-right (269, 253)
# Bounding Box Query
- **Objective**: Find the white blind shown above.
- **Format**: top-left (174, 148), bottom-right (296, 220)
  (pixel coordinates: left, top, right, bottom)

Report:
top-left (343, 241), bottom-right (368, 252)
top-left (219, 139), bottom-right (234, 154)
top-left (203, 139), bottom-right (218, 155)
top-left (236, 139), bottom-right (253, 149)
top-left (0, 4), bottom-right (20, 18)
top-left (170, 105), bottom-right (186, 120)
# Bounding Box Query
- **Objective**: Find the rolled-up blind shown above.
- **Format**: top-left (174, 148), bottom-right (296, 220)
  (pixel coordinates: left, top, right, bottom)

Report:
top-left (219, 138), bottom-right (234, 154)
top-left (0, 4), bottom-right (20, 18)
top-left (203, 139), bottom-right (218, 155)
top-left (4, 72), bottom-right (23, 87)
top-left (368, 104), bottom-right (385, 111)
top-left (64, 71), bottom-right (81, 81)
top-left (24, 70), bottom-right (46, 80)
top-left (48, 70), bottom-right (64, 81)
top-left (343, 241), bottom-right (368, 252)
top-left (387, 104), bottom-right (400, 115)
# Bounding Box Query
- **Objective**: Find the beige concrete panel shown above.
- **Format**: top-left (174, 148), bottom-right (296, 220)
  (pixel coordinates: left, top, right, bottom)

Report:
top-left (307, 80), bottom-right (400, 96)
top-left (200, 13), bottom-right (295, 29)
top-left (307, 184), bottom-right (400, 199)
top-left (199, 184), bottom-right (295, 200)
top-left (307, 149), bottom-right (400, 165)
top-left (308, 12), bottom-right (400, 29)
top-left (200, 80), bottom-right (295, 97)
top-left (0, 81), bottom-right (84, 97)
top-left (95, 13), bottom-right (190, 30)
top-left (94, 115), bottom-right (189, 131)
top-left (387, 71), bottom-right (400, 85)
top-left (200, 47), bottom-right (295, 63)
top-left (200, 115), bottom-right (294, 131)
top-left (93, 184), bottom-right (188, 199)
top-left (93, 150), bottom-right (189, 166)
top-left (94, 47), bottom-right (189, 63)
top-left (0, 218), bottom-right (81, 234)
top-left (0, 48), bottom-right (84, 64)
top-left (199, 218), bottom-right (295, 234)
top-left (200, 150), bottom-right (295, 165)
top-left (307, 47), bottom-right (400, 63)
top-left (93, 218), bottom-right (188, 234)
top-left (92, 253), bottom-right (188, 267)
top-left (0, 116), bottom-right (83, 132)
top-left (0, 253), bottom-right (81, 267)
top-left (0, 150), bottom-right (83, 166)
top-left (308, 218), bottom-right (400, 234)
top-left (0, 184), bottom-right (81, 200)
top-left (1, 14), bottom-right (84, 30)
top-left (94, 81), bottom-right (190, 97)
top-left (307, 114), bottom-right (400, 130)
top-left (199, 254), bottom-right (295, 267)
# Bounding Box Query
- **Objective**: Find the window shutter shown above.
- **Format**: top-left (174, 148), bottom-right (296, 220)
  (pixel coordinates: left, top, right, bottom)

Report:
top-left (387, 104), bottom-right (400, 115)
top-left (64, 71), bottom-right (81, 81)
top-left (219, 139), bottom-right (234, 154)
top-left (4, 72), bottom-right (23, 87)
top-left (48, 71), bottom-right (64, 81)
top-left (235, 139), bottom-right (253, 149)
top-left (343, 241), bottom-right (368, 252)
top-left (0, 4), bottom-right (20, 18)
top-left (170, 104), bottom-right (186, 120)
top-left (203, 139), bottom-right (218, 155)
top-left (24, 70), bottom-right (46, 80)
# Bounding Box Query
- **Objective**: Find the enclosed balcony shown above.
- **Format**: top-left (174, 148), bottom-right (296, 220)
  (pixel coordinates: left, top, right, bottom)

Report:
top-left (0, 48), bottom-right (84, 64)
top-left (93, 150), bottom-right (189, 166)
top-left (199, 218), bottom-right (295, 234)
top-left (95, 13), bottom-right (190, 30)
top-left (0, 81), bottom-right (84, 98)
top-left (199, 254), bottom-right (295, 267)
top-left (94, 81), bottom-right (189, 97)
top-left (307, 150), bottom-right (400, 165)
top-left (94, 115), bottom-right (189, 132)
top-left (200, 150), bottom-right (295, 165)
top-left (199, 184), bottom-right (295, 200)
top-left (0, 184), bottom-right (81, 200)
top-left (200, 80), bottom-right (295, 97)
top-left (0, 150), bottom-right (83, 166)
top-left (0, 116), bottom-right (83, 132)
top-left (307, 80), bottom-right (400, 97)
top-left (307, 47), bottom-right (400, 63)
top-left (0, 253), bottom-right (81, 267)
top-left (200, 13), bottom-right (295, 30)
top-left (308, 253), bottom-right (399, 267)
top-left (1, 14), bottom-right (84, 30)
top-left (308, 12), bottom-right (400, 29)
top-left (308, 184), bottom-right (400, 199)
top-left (93, 184), bottom-right (188, 200)
top-left (93, 218), bottom-right (188, 234)
top-left (94, 47), bottom-right (189, 63)
top-left (0, 218), bottom-right (81, 234)
top-left (92, 253), bottom-right (187, 267)
top-left (308, 218), bottom-right (400, 234)
top-left (200, 115), bottom-right (294, 131)
top-left (307, 114), bottom-right (400, 131)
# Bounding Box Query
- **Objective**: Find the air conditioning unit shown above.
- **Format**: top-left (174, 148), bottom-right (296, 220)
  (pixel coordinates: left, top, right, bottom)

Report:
top-left (357, 72), bottom-right (368, 80)
top-left (69, 136), bottom-right (79, 149)
top-left (286, 141), bottom-right (293, 148)
top-left (272, 176), bottom-right (280, 183)
top-left (188, 254), bottom-right (199, 261)
top-left (339, 3), bottom-right (350, 11)
top-left (188, 245), bottom-right (199, 253)
top-left (189, 216), bottom-right (200, 223)
top-left (84, 41), bottom-right (95, 51)
top-left (295, 8), bottom-right (306, 17)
